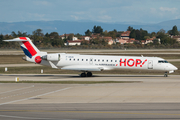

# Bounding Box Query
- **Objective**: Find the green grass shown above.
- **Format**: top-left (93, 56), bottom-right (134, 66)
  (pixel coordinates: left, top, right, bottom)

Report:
top-left (0, 55), bottom-right (28, 64)
top-left (91, 54), bottom-right (180, 59)
top-left (0, 66), bottom-right (80, 74)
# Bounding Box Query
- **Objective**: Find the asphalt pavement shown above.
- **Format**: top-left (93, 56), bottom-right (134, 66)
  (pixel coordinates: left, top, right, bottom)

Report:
top-left (0, 75), bottom-right (180, 119)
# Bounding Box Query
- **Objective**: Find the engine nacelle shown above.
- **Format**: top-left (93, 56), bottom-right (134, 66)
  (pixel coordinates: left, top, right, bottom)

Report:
top-left (41, 54), bottom-right (60, 61)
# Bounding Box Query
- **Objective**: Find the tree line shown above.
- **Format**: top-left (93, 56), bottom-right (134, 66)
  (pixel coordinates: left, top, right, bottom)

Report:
top-left (0, 25), bottom-right (180, 49)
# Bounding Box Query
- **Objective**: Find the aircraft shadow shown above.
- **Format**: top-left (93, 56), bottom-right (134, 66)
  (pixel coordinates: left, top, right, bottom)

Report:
top-left (0, 74), bottom-right (164, 78)
top-left (67, 75), bottom-right (164, 78)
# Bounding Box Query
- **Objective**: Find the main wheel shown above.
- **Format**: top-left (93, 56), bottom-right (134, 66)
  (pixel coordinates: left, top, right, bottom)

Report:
top-left (81, 72), bottom-right (86, 77)
top-left (87, 72), bottom-right (92, 77)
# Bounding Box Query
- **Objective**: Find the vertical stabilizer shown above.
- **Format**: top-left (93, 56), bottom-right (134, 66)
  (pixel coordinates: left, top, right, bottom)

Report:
top-left (3, 37), bottom-right (40, 58)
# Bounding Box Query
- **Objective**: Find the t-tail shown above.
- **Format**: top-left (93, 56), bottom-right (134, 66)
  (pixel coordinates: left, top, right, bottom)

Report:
top-left (3, 37), bottom-right (47, 64)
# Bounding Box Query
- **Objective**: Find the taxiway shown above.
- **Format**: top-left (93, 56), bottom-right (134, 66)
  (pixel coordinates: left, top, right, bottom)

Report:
top-left (0, 74), bottom-right (180, 119)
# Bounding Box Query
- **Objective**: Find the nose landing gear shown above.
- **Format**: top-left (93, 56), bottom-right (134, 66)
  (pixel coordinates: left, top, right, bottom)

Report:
top-left (80, 72), bottom-right (92, 77)
top-left (164, 72), bottom-right (168, 77)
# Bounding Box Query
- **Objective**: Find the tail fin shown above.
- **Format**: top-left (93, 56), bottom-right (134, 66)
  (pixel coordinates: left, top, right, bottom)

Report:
top-left (3, 37), bottom-right (40, 58)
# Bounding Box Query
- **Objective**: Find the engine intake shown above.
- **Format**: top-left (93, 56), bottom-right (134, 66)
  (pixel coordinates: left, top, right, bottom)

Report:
top-left (41, 54), bottom-right (60, 61)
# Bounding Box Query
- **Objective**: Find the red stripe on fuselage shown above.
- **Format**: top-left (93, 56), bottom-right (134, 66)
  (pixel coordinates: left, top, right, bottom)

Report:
top-left (22, 41), bottom-right (37, 56)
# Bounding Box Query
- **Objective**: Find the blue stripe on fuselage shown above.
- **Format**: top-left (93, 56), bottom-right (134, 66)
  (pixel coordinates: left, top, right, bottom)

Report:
top-left (21, 46), bottom-right (32, 58)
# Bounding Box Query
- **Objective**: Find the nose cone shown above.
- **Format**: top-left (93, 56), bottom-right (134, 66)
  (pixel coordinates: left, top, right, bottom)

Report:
top-left (171, 64), bottom-right (178, 71)
top-left (168, 65), bottom-right (178, 73)
top-left (167, 63), bottom-right (178, 71)
top-left (174, 66), bottom-right (178, 71)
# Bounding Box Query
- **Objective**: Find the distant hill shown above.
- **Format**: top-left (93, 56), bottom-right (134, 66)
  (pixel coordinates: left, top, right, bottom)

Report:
top-left (0, 19), bottom-right (180, 35)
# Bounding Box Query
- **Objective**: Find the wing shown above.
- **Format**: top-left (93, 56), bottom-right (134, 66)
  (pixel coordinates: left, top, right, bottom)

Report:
top-left (61, 65), bottom-right (104, 71)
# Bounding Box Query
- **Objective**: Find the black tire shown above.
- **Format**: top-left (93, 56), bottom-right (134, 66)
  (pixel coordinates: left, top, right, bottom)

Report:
top-left (87, 72), bottom-right (92, 77)
top-left (81, 73), bottom-right (86, 77)
top-left (164, 73), bottom-right (168, 77)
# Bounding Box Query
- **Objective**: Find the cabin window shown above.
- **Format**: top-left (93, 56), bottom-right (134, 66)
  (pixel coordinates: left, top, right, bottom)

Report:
top-left (98, 59), bottom-right (100, 62)
top-left (120, 60), bottom-right (125, 62)
top-left (74, 59), bottom-right (75, 61)
top-left (158, 60), bottom-right (168, 63)
top-left (102, 60), bottom-right (104, 62)
top-left (82, 59), bottom-right (83, 61)
top-left (115, 60), bottom-right (117, 62)
top-left (69, 59), bottom-right (71, 61)
top-left (94, 59), bottom-right (96, 61)
top-left (77, 59), bottom-right (79, 61)
top-left (86, 59), bottom-right (88, 61)
top-left (106, 60), bottom-right (108, 62)
top-left (111, 60), bottom-right (113, 62)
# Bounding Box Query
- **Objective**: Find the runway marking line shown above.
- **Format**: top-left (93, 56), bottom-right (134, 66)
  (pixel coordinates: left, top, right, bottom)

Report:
top-left (0, 85), bottom-right (34, 94)
top-left (0, 88), bottom-right (46, 100)
top-left (0, 114), bottom-right (52, 119)
top-left (0, 87), bottom-right (72, 106)
top-left (0, 110), bottom-right (180, 116)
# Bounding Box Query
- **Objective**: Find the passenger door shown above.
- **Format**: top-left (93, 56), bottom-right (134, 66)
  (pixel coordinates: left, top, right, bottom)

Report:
top-left (148, 60), bottom-right (153, 69)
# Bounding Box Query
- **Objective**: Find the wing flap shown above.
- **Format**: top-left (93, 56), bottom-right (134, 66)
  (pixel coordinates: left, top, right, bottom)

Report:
top-left (61, 65), bottom-right (104, 71)
top-left (49, 61), bottom-right (58, 69)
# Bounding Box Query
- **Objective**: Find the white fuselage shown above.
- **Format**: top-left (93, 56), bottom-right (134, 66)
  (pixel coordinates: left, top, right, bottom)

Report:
top-left (35, 53), bottom-right (177, 72)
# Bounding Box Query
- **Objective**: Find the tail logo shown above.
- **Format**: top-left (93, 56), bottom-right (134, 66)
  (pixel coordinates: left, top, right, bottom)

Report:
top-left (22, 41), bottom-right (37, 56)
top-left (21, 46), bottom-right (33, 58)
top-left (19, 37), bottom-right (37, 58)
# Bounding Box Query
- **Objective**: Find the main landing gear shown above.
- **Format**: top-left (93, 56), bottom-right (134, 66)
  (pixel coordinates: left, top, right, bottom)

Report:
top-left (80, 72), bottom-right (92, 77)
top-left (164, 72), bottom-right (168, 77)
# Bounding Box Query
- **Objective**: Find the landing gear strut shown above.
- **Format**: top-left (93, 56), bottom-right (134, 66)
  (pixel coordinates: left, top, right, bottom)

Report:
top-left (164, 72), bottom-right (168, 77)
top-left (80, 72), bottom-right (92, 77)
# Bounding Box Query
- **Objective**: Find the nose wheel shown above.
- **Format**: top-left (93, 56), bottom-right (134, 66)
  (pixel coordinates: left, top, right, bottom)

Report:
top-left (80, 72), bottom-right (92, 77)
top-left (164, 72), bottom-right (168, 77)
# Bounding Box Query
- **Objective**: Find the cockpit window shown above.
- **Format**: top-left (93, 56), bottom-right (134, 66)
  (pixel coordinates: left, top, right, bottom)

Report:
top-left (158, 60), bottom-right (168, 63)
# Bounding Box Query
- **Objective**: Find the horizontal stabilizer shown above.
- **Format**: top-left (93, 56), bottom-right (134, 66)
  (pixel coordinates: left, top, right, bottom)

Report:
top-left (3, 37), bottom-right (29, 42)
top-left (3, 39), bottom-right (27, 42)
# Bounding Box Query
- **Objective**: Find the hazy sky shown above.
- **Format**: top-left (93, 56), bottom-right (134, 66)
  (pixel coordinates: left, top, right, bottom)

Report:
top-left (1, 0), bottom-right (180, 23)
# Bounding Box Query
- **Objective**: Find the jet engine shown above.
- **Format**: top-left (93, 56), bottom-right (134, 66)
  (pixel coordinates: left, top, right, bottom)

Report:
top-left (41, 54), bottom-right (60, 61)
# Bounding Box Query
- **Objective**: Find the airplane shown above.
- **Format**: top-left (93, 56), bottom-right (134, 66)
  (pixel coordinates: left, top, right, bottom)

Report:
top-left (3, 37), bottom-right (178, 77)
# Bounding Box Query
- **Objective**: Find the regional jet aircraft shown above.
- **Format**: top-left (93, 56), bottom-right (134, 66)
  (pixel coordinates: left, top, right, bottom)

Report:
top-left (4, 37), bottom-right (178, 77)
